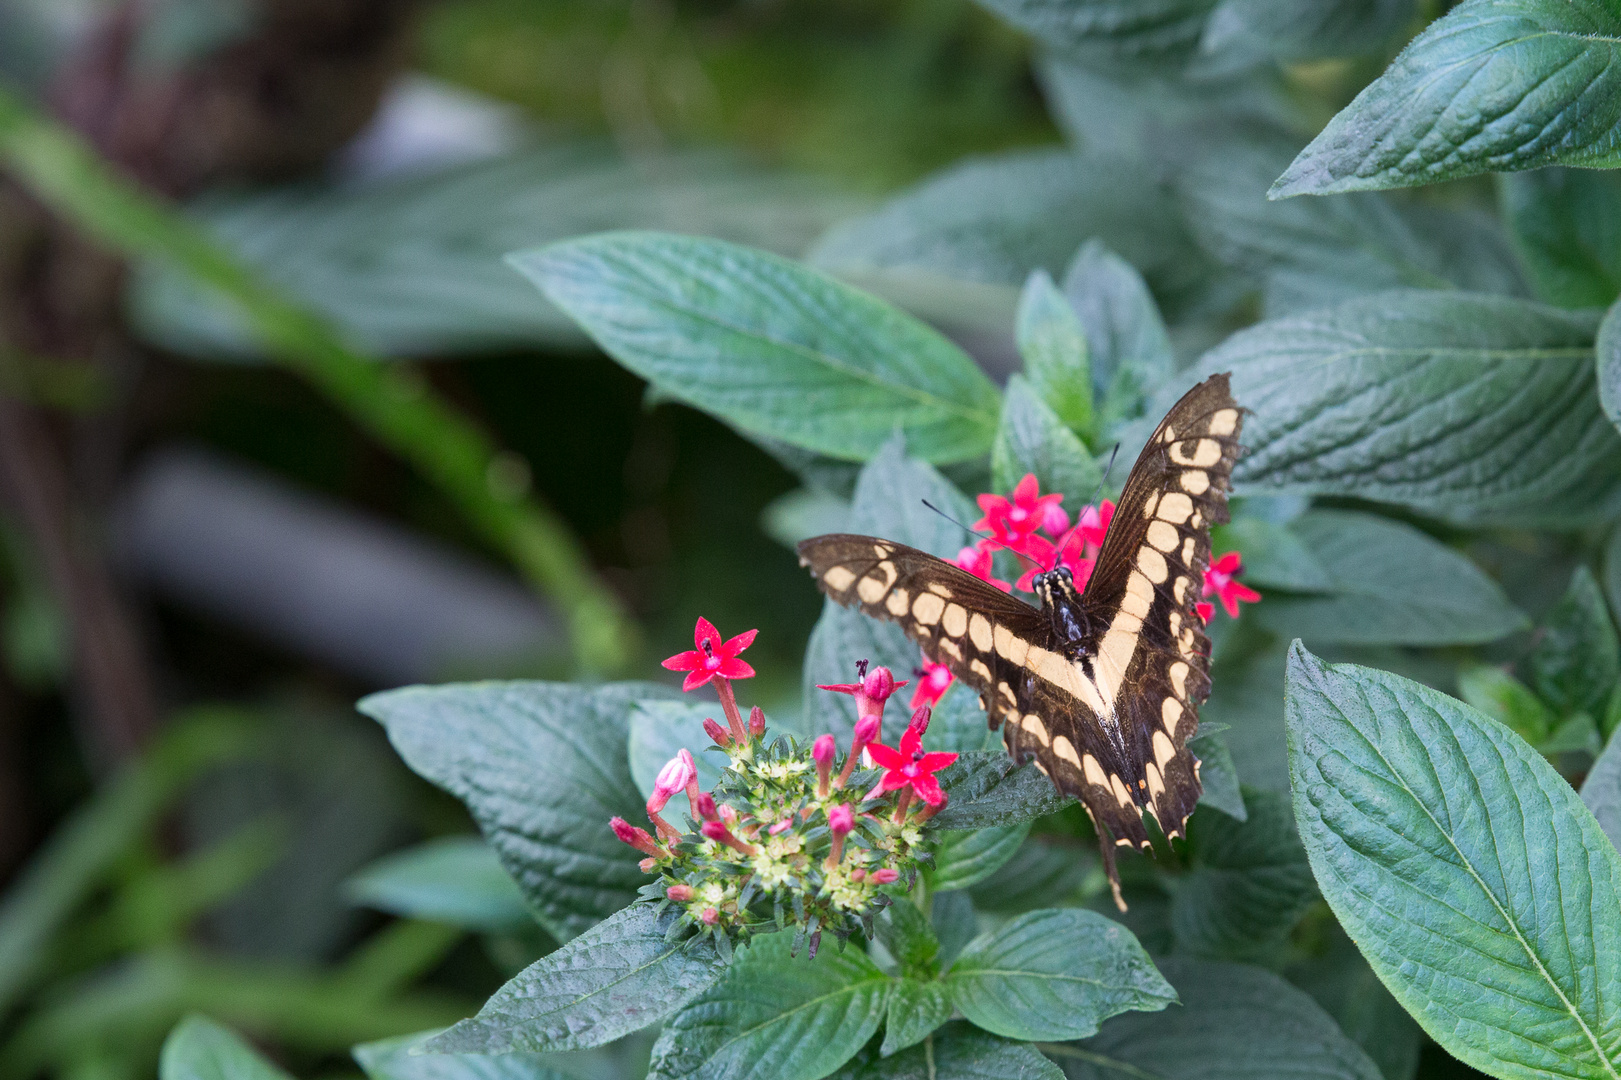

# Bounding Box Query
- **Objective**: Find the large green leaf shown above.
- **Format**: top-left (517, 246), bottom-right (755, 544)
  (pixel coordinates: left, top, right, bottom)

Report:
top-left (881, 980), bottom-right (955, 1056)
top-left (160, 1016), bottom-right (294, 1080)
top-left (833, 1022), bottom-right (1063, 1080)
top-left (424, 903), bottom-right (725, 1053)
top-left (1061, 239), bottom-right (1175, 435)
top-left (1272, 0), bottom-right (1621, 196)
top-left (972, 0), bottom-right (1216, 56)
top-left (512, 232), bottom-right (999, 464)
top-left (930, 752), bottom-right (1074, 830)
top-left (1286, 927), bottom-right (1423, 1080)
top-left (1016, 270), bottom-right (1094, 436)
top-left (1183, 142), bottom-right (1527, 315)
top-left (1052, 957), bottom-right (1383, 1079)
top-left (1200, 291), bottom-right (1619, 525)
top-left (1170, 788), bottom-right (1317, 963)
top-left (359, 681), bottom-right (676, 939)
top-left (1528, 566), bottom-right (1621, 719)
top-left (929, 822), bottom-right (1032, 893)
top-left (1200, 0), bottom-right (1414, 61)
top-left (343, 837), bottom-right (534, 934)
top-left (943, 908), bottom-right (1174, 1041)
top-left (1581, 732), bottom-right (1621, 851)
top-left (1249, 510), bottom-right (1527, 645)
top-left (354, 1031), bottom-right (573, 1080)
top-left (129, 143), bottom-right (866, 360)
top-left (648, 931), bottom-right (891, 1080)
top-left (1500, 168), bottom-right (1621, 309)
top-left (1286, 643), bottom-right (1621, 1079)
top-left (992, 376), bottom-right (1104, 507)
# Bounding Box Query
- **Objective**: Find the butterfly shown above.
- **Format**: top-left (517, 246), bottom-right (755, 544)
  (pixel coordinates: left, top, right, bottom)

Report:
top-left (797, 373), bottom-right (1243, 910)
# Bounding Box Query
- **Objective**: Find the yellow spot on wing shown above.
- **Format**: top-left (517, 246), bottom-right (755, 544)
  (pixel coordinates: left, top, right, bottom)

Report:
top-left (1157, 492), bottom-right (1194, 524)
top-left (942, 603), bottom-right (968, 638)
top-left (1083, 754), bottom-right (1108, 789)
top-left (1181, 470), bottom-right (1210, 495)
top-left (969, 613), bottom-right (993, 651)
top-left (1153, 730), bottom-right (1176, 768)
top-left (1022, 714), bottom-right (1050, 746)
top-left (1052, 734), bottom-right (1081, 767)
top-left (1209, 408), bottom-right (1239, 436)
top-left (1138, 548), bottom-right (1169, 584)
top-left (823, 566), bottom-right (856, 592)
top-left (1146, 520), bottom-right (1178, 552)
top-left (886, 588), bottom-right (910, 616)
top-left (1169, 661), bottom-right (1189, 698)
top-left (913, 592), bottom-right (946, 624)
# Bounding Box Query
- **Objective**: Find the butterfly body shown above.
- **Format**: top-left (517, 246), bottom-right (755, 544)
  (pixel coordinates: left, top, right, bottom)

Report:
top-left (797, 373), bottom-right (1244, 909)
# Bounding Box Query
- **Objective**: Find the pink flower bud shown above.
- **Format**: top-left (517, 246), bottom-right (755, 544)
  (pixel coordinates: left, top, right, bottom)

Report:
top-left (828, 803), bottom-right (854, 836)
top-left (853, 713), bottom-right (881, 747)
top-left (610, 817), bottom-right (658, 855)
top-left (700, 820), bottom-right (729, 841)
top-left (813, 734), bottom-right (836, 794)
top-left (870, 868), bottom-right (899, 884)
top-left (639, 857), bottom-right (657, 872)
top-left (849, 867), bottom-right (866, 882)
top-left (700, 907), bottom-right (720, 925)
top-left (749, 705), bottom-right (766, 738)
top-left (703, 717), bottom-right (731, 745)
top-left (907, 705), bottom-right (931, 737)
top-left (694, 792), bottom-right (719, 821)
top-left (863, 666), bottom-right (896, 703)
top-left (649, 751), bottom-right (697, 814)
top-left (667, 883), bottom-right (693, 902)
top-left (717, 802), bottom-right (738, 826)
top-left (1041, 502), bottom-right (1071, 536)
top-left (769, 818), bottom-right (792, 835)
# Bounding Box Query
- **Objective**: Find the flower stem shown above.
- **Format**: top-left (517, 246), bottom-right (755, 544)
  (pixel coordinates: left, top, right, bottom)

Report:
top-left (714, 678), bottom-right (748, 743)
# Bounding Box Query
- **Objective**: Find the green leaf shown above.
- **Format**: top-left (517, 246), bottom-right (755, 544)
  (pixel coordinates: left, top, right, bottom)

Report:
top-left (1188, 727), bottom-right (1247, 821)
top-left (1211, 516), bottom-right (1332, 593)
top-left (161, 1015), bottom-right (295, 1080)
top-left (424, 903), bottom-right (725, 1053)
top-left (967, 836), bottom-right (1098, 913)
top-left (833, 1022), bottom-right (1064, 1080)
top-left (881, 980), bottom-right (955, 1056)
top-left (1203, 292), bottom-right (1618, 526)
top-left (353, 1032), bottom-right (600, 1080)
top-left (1017, 270), bottom-right (1094, 435)
top-left (931, 753), bottom-right (1074, 830)
top-left (972, 0), bottom-right (1216, 57)
top-left (1458, 665), bottom-right (1557, 746)
top-left (930, 822), bottom-right (1032, 893)
top-left (1054, 956), bottom-right (1383, 1079)
top-left (1500, 168), bottom-right (1621, 309)
top-left (359, 681), bottom-right (676, 940)
top-left (1286, 642), bottom-right (1621, 1079)
top-left (129, 143), bottom-right (867, 360)
top-left (1200, 0), bottom-right (1414, 61)
top-left (1530, 566), bottom-right (1621, 718)
top-left (944, 908), bottom-right (1174, 1041)
top-left (1272, 0), bottom-right (1621, 196)
top-left (512, 232), bottom-right (999, 465)
top-left (1541, 712), bottom-right (1603, 757)
top-left (1580, 731), bottom-right (1621, 851)
top-left (628, 701), bottom-right (732, 819)
top-left (1061, 239), bottom-right (1175, 435)
top-left (1287, 926), bottom-right (1423, 1080)
top-left (992, 376), bottom-right (1104, 505)
top-left (1250, 510), bottom-right (1526, 645)
top-left (648, 931), bottom-right (891, 1080)
top-left (343, 837), bottom-right (534, 934)
top-left (1202, 639), bottom-right (1290, 792)
top-left (875, 901), bottom-right (940, 978)
top-left (1170, 788), bottom-right (1317, 963)
top-left (761, 487), bottom-right (851, 549)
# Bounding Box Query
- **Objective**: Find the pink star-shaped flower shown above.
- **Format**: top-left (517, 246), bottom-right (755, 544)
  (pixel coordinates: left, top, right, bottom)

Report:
top-left (974, 474), bottom-right (1065, 547)
top-left (1203, 552), bottom-right (1260, 619)
top-left (909, 661), bottom-right (955, 710)
top-left (864, 724), bottom-right (959, 807)
top-left (662, 617), bottom-right (757, 691)
top-left (953, 544), bottom-right (1013, 593)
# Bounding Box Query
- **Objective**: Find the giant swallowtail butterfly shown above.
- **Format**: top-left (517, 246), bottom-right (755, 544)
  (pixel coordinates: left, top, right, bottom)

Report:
top-left (798, 373), bottom-right (1243, 910)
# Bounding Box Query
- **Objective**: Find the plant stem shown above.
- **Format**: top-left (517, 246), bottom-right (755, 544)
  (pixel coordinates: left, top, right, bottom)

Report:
top-left (0, 88), bottom-right (637, 674)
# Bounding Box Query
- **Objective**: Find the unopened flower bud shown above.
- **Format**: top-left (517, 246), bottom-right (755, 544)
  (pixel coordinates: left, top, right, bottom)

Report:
top-left (837, 712), bottom-right (883, 790)
top-left (749, 705), bottom-right (766, 738)
top-left (700, 907), bottom-right (720, 925)
top-left (828, 803), bottom-right (854, 836)
top-left (610, 816), bottom-right (659, 855)
top-left (849, 867), bottom-right (866, 882)
top-left (813, 734), bottom-right (836, 795)
top-left (907, 705), bottom-right (932, 737)
top-left (667, 883), bottom-right (693, 902)
top-left (703, 717), bottom-right (731, 746)
top-left (718, 802), bottom-right (738, 826)
top-left (649, 751), bottom-right (697, 815)
top-left (701, 818), bottom-right (759, 854)
top-left (694, 791), bottom-right (719, 822)
top-left (870, 868), bottom-right (899, 884)
top-left (769, 818), bottom-right (792, 835)
top-left (863, 666), bottom-right (896, 703)
top-left (639, 857), bottom-right (657, 872)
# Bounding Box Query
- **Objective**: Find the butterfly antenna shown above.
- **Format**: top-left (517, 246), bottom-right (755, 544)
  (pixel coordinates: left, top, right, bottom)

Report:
top-left (919, 499), bottom-right (1041, 572)
top-left (1086, 443), bottom-right (1121, 507)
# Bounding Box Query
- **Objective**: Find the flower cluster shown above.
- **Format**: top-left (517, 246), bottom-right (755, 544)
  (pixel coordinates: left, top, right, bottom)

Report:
top-left (610, 620), bottom-right (960, 957)
top-left (910, 473), bottom-right (1260, 710)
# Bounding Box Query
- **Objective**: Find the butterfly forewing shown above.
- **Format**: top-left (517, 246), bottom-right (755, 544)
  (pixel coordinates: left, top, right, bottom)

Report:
top-left (798, 374), bottom-right (1244, 910)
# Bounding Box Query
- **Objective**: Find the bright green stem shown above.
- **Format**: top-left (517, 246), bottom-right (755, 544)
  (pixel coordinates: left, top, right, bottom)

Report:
top-left (0, 87), bottom-right (636, 674)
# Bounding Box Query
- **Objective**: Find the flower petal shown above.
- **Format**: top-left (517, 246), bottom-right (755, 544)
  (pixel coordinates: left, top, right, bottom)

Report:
top-left (661, 650), bottom-right (703, 672)
top-left (912, 773), bottom-right (947, 807)
top-left (693, 616), bottom-right (722, 650)
top-left (720, 628), bottom-right (758, 657)
top-left (916, 751), bottom-right (959, 772)
top-left (681, 669), bottom-right (713, 692)
top-left (865, 742), bottom-right (906, 769)
top-left (716, 658), bottom-right (756, 680)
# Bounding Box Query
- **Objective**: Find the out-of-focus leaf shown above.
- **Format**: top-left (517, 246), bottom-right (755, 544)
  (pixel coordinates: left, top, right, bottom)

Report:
top-left (1200, 0), bottom-right (1413, 62)
top-left (130, 144), bottom-right (867, 359)
top-left (1052, 957), bottom-right (1382, 1080)
top-left (1188, 727), bottom-right (1246, 821)
top-left (1529, 566), bottom-right (1621, 718)
top-left (354, 1030), bottom-right (574, 1080)
top-left (1287, 926), bottom-right (1423, 1080)
top-left (1541, 712), bottom-right (1603, 756)
top-left (1170, 788), bottom-right (1316, 963)
top-left (1202, 638), bottom-right (1289, 792)
top-left (1016, 270), bottom-right (1093, 435)
top-left (627, 701), bottom-right (733, 819)
top-left (1201, 291), bottom-right (1617, 525)
top-left (514, 232), bottom-right (999, 465)
top-left (992, 376), bottom-right (1103, 506)
top-left (967, 836), bottom-right (1097, 913)
top-left (833, 1022), bottom-right (1064, 1080)
top-left (944, 908), bottom-right (1173, 1041)
top-left (1459, 665), bottom-right (1557, 746)
top-left (1250, 510), bottom-right (1526, 645)
top-left (1581, 732), bottom-right (1621, 851)
top-left (1272, 0), bottom-right (1621, 196)
top-left (424, 903), bottom-right (725, 1053)
top-left (972, 0), bottom-right (1215, 57)
top-left (761, 487), bottom-right (851, 550)
top-left (1212, 516), bottom-right (1331, 593)
top-left (359, 681), bottom-right (677, 940)
top-left (1182, 141), bottom-right (1527, 316)
top-left (344, 837), bottom-right (534, 934)
top-left (648, 931), bottom-right (890, 1080)
top-left (874, 900), bottom-right (940, 978)
top-left (1062, 239), bottom-right (1174, 435)
top-left (1500, 168), bottom-right (1621, 309)
top-left (1287, 643), bottom-right (1621, 1079)
top-left (161, 1015), bottom-right (295, 1080)
top-left (930, 822), bottom-right (1032, 893)
top-left (881, 980), bottom-right (954, 1056)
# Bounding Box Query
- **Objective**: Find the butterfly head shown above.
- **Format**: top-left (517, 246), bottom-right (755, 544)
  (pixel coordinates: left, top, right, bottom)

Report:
top-left (1032, 566), bottom-right (1091, 649)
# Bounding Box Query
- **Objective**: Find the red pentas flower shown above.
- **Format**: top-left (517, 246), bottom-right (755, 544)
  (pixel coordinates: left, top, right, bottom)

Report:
top-left (662, 617), bottom-right (757, 692)
top-left (953, 545), bottom-right (1012, 593)
top-left (1203, 551), bottom-right (1261, 619)
top-left (865, 723), bottom-right (958, 808)
top-left (909, 661), bottom-right (954, 711)
top-left (974, 473), bottom-right (1064, 546)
